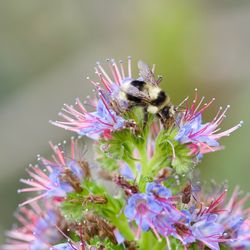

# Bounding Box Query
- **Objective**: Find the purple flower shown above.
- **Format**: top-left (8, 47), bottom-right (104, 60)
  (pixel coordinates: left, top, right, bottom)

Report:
top-left (51, 243), bottom-right (86, 250)
top-left (119, 163), bottom-right (141, 180)
top-left (190, 215), bottom-right (224, 250)
top-left (175, 90), bottom-right (243, 158)
top-left (124, 193), bottom-right (162, 240)
top-left (170, 212), bottom-right (224, 250)
top-left (146, 182), bottom-right (182, 221)
top-left (124, 182), bottom-right (183, 241)
top-left (51, 57), bottom-right (139, 140)
top-left (113, 229), bottom-right (125, 245)
top-left (119, 164), bottom-right (135, 180)
top-left (217, 187), bottom-right (250, 249)
top-left (51, 97), bottom-right (126, 140)
top-left (2, 202), bottom-right (62, 250)
top-left (18, 138), bottom-right (87, 206)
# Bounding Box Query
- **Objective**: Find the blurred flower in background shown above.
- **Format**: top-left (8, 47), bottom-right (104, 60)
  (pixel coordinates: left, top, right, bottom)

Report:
top-left (0, 0), bottom-right (250, 244)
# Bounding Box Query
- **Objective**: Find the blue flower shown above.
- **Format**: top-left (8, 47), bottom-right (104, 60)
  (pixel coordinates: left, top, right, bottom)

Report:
top-left (124, 193), bottom-right (162, 239)
top-left (146, 182), bottom-right (182, 221)
top-left (51, 58), bottom-right (138, 140)
top-left (175, 92), bottom-right (242, 158)
top-left (191, 215), bottom-right (224, 250)
top-left (18, 139), bottom-right (87, 206)
top-left (119, 164), bottom-right (135, 180)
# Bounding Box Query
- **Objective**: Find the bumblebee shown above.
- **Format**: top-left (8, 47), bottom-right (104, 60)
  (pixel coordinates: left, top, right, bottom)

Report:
top-left (119, 60), bottom-right (176, 128)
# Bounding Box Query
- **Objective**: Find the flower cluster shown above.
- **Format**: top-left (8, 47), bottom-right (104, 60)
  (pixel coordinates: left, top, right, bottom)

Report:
top-left (2, 202), bottom-right (63, 250)
top-left (18, 138), bottom-right (90, 206)
top-left (175, 89), bottom-right (243, 159)
top-left (2, 57), bottom-right (248, 250)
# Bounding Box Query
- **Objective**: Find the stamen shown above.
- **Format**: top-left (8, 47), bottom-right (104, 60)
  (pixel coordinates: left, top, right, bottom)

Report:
top-left (194, 96), bottom-right (205, 114)
top-left (107, 59), bottom-right (119, 85)
top-left (71, 137), bottom-right (75, 160)
top-left (49, 142), bottom-right (66, 166)
top-left (94, 68), bottom-right (112, 92)
top-left (111, 59), bottom-right (122, 84)
top-left (213, 121), bottom-right (243, 139)
top-left (177, 96), bottom-right (189, 110)
top-left (18, 193), bottom-right (47, 207)
top-left (119, 60), bottom-right (125, 79)
top-left (166, 236), bottom-right (172, 250)
top-left (147, 220), bottom-right (162, 242)
top-left (197, 97), bottom-right (215, 116)
top-left (96, 61), bottom-right (112, 85)
top-left (213, 105), bottom-right (230, 126)
top-left (128, 56), bottom-right (132, 78)
top-left (152, 64), bottom-right (156, 73)
top-left (75, 98), bottom-right (87, 113)
top-left (98, 93), bottom-right (117, 123)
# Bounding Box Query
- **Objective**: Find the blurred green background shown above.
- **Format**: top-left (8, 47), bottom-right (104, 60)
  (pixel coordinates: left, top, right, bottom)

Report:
top-left (1, 0), bottom-right (250, 243)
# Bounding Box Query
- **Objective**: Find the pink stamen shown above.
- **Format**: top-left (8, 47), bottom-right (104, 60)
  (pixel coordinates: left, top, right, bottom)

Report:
top-left (96, 61), bottom-right (113, 85)
top-left (75, 98), bottom-right (88, 113)
top-left (49, 142), bottom-right (66, 166)
top-left (107, 59), bottom-right (119, 85)
top-left (212, 121), bottom-right (243, 139)
top-left (147, 219), bottom-right (162, 241)
top-left (19, 178), bottom-right (47, 190)
top-left (119, 60), bottom-right (125, 79)
top-left (18, 193), bottom-right (47, 207)
top-left (194, 96), bottom-right (205, 114)
top-left (18, 187), bottom-right (44, 193)
top-left (58, 112), bottom-right (75, 122)
top-left (112, 59), bottom-right (122, 84)
top-left (166, 236), bottom-right (172, 250)
top-left (196, 98), bottom-right (215, 117)
top-left (128, 56), bottom-right (132, 78)
top-left (71, 137), bottom-right (75, 160)
top-left (213, 105), bottom-right (230, 126)
top-left (30, 166), bottom-right (50, 180)
top-left (98, 93), bottom-right (117, 123)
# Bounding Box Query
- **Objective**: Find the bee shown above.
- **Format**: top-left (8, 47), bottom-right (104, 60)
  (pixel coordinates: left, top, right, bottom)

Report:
top-left (119, 60), bottom-right (176, 128)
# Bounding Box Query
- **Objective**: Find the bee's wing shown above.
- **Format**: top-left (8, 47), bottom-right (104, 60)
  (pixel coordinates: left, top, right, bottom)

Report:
top-left (138, 60), bottom-right (158, 86)
top-left (121, 85), bottom-right (152, 104)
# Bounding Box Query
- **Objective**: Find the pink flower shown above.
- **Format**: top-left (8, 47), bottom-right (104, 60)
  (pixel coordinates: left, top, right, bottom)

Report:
top-left (18, 138), bottom-right (87, 206)
top-left (2, 202), bottom-right (62, 250)
top-left (51, 57), bottom-right (137, 140)
top-left (175, 89), bottom-right (243, 158)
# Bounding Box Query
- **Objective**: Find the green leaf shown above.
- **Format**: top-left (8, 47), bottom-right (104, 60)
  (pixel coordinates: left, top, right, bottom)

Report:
top-left (60, 196), bottom-right (84, 222)
top-left (89, 236), bottom-right (125, 250)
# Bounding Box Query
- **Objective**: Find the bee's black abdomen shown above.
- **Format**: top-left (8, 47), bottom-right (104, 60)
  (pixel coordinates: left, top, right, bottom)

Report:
top-left (130, 80), bottom-right (146, 91)
top-left (151, 91), bottom-right (167, 106)
top-left (126, 94), bottom-right (142, 103)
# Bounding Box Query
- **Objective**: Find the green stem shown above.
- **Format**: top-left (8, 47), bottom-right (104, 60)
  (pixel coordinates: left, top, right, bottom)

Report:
top-left (111, 215), bottom-right (134, 241)
top-left (139, 231), bottom-right (153, 250)
top-left (137, 143), bottom-right (148, 175)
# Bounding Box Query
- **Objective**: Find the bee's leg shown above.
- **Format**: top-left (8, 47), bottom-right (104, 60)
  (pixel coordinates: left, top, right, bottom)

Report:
top-left (143, 106), bottom-right (148, 128)
top-left (156, 112), bottom-right (165, 128)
